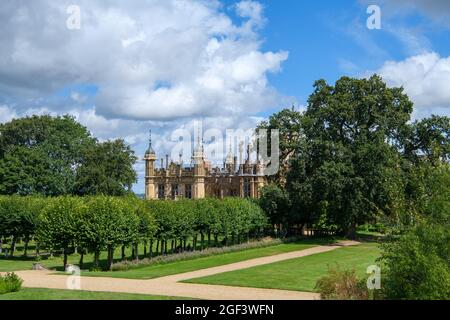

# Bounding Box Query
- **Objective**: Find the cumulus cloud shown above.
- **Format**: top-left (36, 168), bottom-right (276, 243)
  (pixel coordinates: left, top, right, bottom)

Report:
top-left (374, 52), bottom-right (450, 119)
top-left (0, 105), bottom-right (17, 123)
top-left (0, 0), bottom-right (288, 121)
top-left (0, 0), bottom-right (290, 193)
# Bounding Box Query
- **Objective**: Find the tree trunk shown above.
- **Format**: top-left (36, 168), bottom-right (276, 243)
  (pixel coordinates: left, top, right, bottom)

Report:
top-left (346, 222), bottom-right (357, 240)
top-left (121, 245), bottom-right (126, 261)
top-left (171, 240), bottom-right (174, 254)
top-left (149, 240), bottom-right (153, 258)
top-left (79, 251), bottom-right (84, 270)
top-left (144, 242), bottom-right (147, 257)
top-left (93, 251), bottom-right (100, 268)
top-left (134, 244), bottom-right (139, 260)
top-left (200, 233), bottom-right (205, 251)
top-left (63, 248), bottom-right (68, 271)
top-left (36, 242), bottom-right (40, 257)
top-left (107, 247), bottom-right (114, 270)
top-left (193, 234), bottom-right (197, 251)
top-left (208, 232), bottom-right (211, 247)
top-left (156, 240), bottom-right (160, 255)
top-left (214, 234), bottom-right (218, 247)
top-left (10, 236), bottom-right (17, 257)
top-left (23, 237), bottom-right (29, 257)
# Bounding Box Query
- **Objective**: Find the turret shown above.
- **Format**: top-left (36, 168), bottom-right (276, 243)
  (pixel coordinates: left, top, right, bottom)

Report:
top-left (144, 129), bottom-right (157, 199)
top-left (192, 130), bottom-right (205, 198)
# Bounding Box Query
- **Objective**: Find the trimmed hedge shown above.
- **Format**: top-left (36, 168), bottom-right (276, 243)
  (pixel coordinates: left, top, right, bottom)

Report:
top-left (0, 196), bottom-right (268, 270)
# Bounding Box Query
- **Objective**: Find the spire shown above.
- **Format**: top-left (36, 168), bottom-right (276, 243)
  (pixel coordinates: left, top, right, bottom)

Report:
top-left (193, 126), bottom-right (204, 159)
top-left (225, 137), bottom-right (234, 165)
top-left (145, 129), bottom-right (155, 156)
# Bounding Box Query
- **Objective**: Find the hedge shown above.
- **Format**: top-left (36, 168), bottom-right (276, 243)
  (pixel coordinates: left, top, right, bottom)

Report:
top-left (0, 195), bottom-right (268, 270)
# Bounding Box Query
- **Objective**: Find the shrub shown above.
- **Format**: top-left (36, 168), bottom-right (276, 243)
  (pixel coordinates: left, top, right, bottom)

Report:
top-left (0, 273), bottom-right (23, 294)
top-left (379, 221), bottom-right (450, 300)
top-left (315, 265), bottom-right (368, 300)
top-left (111, 237), bottom-right (286, 271)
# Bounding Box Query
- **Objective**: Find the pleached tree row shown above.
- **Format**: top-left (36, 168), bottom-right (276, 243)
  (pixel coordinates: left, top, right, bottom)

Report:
top-left (0, 196), bottom-right (268, 270)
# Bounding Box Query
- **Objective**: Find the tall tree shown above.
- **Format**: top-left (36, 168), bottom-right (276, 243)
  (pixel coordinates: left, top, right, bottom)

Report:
top-left (74, 139), bottom-right (137, 196)
top-left (257, 107), bottom-right (303, 185)
top-left (287, 75), bottom-right (413, 238)
top-left (0, 115), bottom-right (95, 195)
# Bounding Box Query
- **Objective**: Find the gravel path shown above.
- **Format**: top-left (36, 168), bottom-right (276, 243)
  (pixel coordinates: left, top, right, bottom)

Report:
top-left (7, 240), bottom-right (360, 300)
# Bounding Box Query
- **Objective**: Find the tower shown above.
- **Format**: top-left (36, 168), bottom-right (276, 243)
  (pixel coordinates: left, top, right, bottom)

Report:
top-left (225, 137), bottom-right (234, 173)
top-left (192, 132), bottom-right (205, 199)
top-left (144, 129), bottom-right (157, 200)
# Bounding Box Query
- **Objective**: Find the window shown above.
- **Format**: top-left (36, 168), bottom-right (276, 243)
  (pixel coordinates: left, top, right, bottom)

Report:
top-left (158, 184), bottom-right (165, 199)
top-left (171, 184), bottom-right (179, 199)
top-left (185, 184), bottom-right (192, 199)
top-left (244, 179), bottom-right (251, 198)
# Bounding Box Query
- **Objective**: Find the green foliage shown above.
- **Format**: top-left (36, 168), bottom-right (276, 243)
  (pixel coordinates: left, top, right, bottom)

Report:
top-left (0, 196), bottom-right (43, 256)
top-left (404, 115), bottom-right (450, 165)
top-left (379, 221), bottom-right (450, 300)
top-left (0, 115), bottom-right (138, 197)
top-left (257, 107), bottom-right (303, 184)
top-left (286, 75), bottom-right (413, 238)
top-left (315, 266), bottom-right (368, 300)
top-left (0, 273), bottom-right (23, 294)
top-left (36, 196), bottom-right (83, 268)
top-left (262, 76), bottom-right (448, 240)
top-left (80, 196), bottom-right (139, 269)
top-left (0, 115), bottom-right (95, 196)
top-left (1, 195), bottom-right (268, 271)
top-left (74, 140), bottom-right (138, 196)
top-left (258, 184), bottom-right (290, 227)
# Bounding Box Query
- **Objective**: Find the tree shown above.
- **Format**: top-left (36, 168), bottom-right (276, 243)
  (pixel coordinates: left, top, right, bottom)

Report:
top-left (37, 196), bottom-right (83, 270)
top-left (257, 107), bottom-right (303, 185)
top-left (18, 197), bottom-right (44, 257)
top-left (0, 115), bottom-right (95, 196)
top-left (128, 197), bottom-right (156, 259)
top-left (80, 196), bottom-right (138, 270)
top-left (380, 221), bottom-right (450, 300)
top-left (74, 140), bottom-right (137, 196)
top-left (285, 75), bottom-right (413, 238)
top-left (259, 184), bottom-right (290, 234)
top-left (404, 115), bottom-right (450, 165)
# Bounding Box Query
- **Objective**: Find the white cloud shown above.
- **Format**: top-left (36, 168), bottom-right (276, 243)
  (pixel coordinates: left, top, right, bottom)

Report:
top-left (0, 0), bottom-right (288, 193)
top-left (0, 105), bottom-right (17, 123)
top-left (0, 0), bottom-right (287, 121)
top-left (374, 52), bottom-right (450, 119)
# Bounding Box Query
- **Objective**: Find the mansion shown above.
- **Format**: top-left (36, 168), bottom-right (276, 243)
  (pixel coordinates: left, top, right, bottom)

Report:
top-left (144, 132), bottom-right (268, 200)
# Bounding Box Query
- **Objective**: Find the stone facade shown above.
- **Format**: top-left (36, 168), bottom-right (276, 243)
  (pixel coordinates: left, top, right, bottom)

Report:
top-left (144, 131), bottom-right (267, 200)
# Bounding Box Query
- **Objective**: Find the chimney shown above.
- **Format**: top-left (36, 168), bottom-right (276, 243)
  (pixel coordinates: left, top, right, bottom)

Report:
top-left (166, 154), bottom-right (169, 169)
top-left (234, 156), bottom-right (238, 173)
top-left (160, 158), bottom-right (163, 169)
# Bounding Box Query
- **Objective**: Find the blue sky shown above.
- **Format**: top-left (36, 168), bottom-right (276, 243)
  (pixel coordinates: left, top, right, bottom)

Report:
top-left (241, 0), bottom-right (450, 115)
top-left (0, 0), bottom-right (449, 193)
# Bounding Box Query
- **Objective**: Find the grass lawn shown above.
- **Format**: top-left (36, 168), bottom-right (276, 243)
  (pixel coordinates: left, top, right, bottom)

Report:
top-left (0, 288), bottom-right (187, 300)
top-left (81, 239), bottom-right (332, 279)
top-left (183, 243), bottom-right (380, 292)
top-left (0, 244), bottom-right (146, 272)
